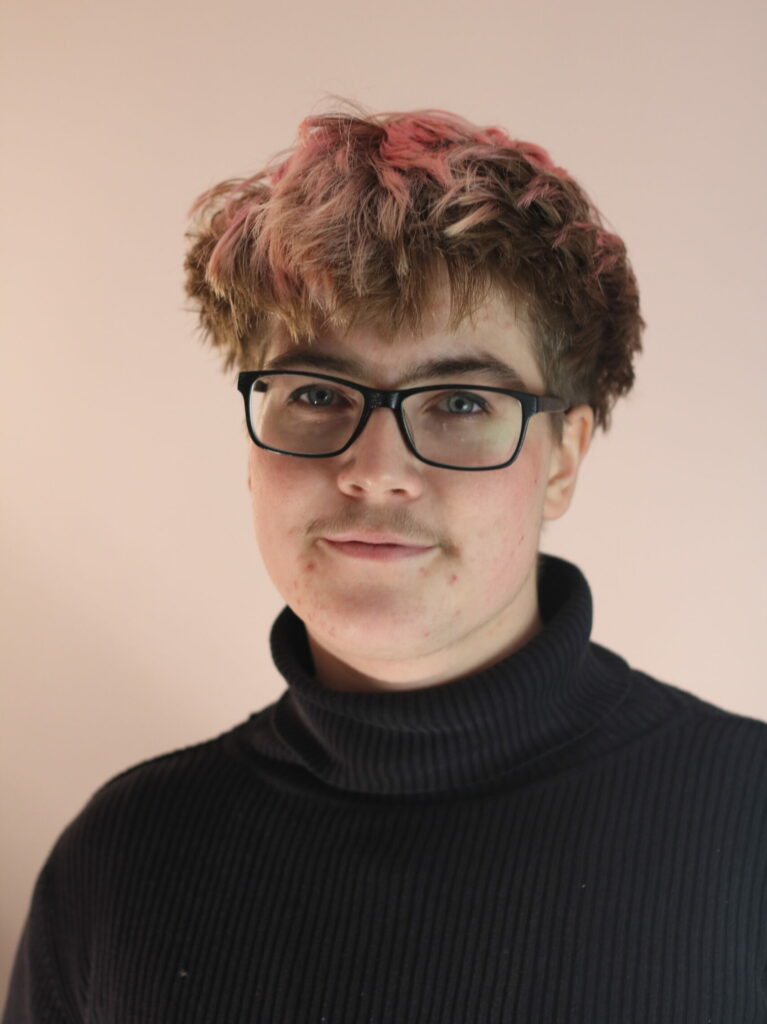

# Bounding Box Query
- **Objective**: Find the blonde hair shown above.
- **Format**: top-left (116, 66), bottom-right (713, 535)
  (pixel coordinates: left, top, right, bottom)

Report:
top-left (184, 99), bottom-right (644, 432)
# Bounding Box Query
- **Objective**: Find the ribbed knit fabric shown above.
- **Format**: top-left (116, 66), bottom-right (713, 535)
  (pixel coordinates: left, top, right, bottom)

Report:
top-left (4, 554), bottom-right (767, 1023)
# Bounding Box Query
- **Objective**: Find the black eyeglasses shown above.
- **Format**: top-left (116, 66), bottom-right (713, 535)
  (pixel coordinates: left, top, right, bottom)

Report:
top-left (237, 370), bottom-right (567, 472)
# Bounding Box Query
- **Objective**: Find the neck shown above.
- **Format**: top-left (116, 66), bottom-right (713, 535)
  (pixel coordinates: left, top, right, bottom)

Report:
top-left (259, 553), bottom-right (633, 796)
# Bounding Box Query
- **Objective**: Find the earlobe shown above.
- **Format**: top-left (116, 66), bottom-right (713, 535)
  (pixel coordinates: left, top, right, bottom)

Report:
top-left (541, 404), bottom-right (594, 522)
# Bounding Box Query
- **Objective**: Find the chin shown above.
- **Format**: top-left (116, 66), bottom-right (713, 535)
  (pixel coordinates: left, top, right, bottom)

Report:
top-left (300, 597), bottom-right (452, 659)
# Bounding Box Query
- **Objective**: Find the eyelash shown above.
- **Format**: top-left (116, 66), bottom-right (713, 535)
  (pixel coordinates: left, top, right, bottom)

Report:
top-left (290, 386), bottom-right (492, 415)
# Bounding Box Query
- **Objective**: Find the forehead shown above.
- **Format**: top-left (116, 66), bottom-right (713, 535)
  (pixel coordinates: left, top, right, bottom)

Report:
top-left (262, 290), bottom-right (544, 392)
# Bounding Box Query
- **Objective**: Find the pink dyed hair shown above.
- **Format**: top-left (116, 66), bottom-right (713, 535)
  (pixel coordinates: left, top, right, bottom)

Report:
top-left (184, 99), bottom-right (645, 432)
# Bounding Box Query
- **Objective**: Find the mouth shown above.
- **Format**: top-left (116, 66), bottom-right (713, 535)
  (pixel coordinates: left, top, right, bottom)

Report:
top-left (319, 538), bottom-right (436, 562)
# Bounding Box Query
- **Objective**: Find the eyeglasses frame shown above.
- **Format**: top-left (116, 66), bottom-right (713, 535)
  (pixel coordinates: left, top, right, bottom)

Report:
top-left (237, 369), bottom-right (569, 472)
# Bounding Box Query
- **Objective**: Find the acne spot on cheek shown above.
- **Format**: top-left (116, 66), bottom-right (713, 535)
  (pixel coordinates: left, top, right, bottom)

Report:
top-left (448, 574), bottom-right (458, 585)
top-left (306, 562), bottom-right (316, 572)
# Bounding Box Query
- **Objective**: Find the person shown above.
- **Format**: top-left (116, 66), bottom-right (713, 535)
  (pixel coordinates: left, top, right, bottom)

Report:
top-left (5, 101), bottom-right (766, 1023)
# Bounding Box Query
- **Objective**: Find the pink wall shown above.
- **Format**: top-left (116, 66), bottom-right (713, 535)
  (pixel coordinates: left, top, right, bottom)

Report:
top-left (2, 0), bottom-right (765, 999)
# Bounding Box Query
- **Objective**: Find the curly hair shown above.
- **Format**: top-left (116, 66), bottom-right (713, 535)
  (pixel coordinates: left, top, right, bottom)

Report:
top-left (183, 99), bottom-right (644, 433)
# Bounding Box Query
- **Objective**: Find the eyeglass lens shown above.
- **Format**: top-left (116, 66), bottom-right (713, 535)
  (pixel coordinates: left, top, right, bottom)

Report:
top-left (249, 374), bottom-right (524, 469)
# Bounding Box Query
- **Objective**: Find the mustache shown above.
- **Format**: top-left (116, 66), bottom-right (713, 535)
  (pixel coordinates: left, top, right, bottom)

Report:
top-left (307, 510), bottom-right (448, 551)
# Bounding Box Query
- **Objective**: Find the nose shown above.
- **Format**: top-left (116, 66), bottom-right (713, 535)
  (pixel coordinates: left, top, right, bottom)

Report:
top-left (334, 407), bottom-right (425, 500)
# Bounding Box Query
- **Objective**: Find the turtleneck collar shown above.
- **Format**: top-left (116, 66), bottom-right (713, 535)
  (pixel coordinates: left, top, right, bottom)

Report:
top-left (249, 554), bottom-right (633, 797)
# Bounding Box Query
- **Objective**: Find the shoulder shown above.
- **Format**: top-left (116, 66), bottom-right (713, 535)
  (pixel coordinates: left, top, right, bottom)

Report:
top-left (48, 715), bottom-right (264, 869)
top-left (13, 719), bottom-right (267, 1019)
top-left (618, 655), bottom-right (767, 780)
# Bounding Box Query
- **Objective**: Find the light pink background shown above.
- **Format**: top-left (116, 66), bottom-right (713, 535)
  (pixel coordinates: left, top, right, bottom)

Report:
top-left (2, 0), bottom-right (765, 1000)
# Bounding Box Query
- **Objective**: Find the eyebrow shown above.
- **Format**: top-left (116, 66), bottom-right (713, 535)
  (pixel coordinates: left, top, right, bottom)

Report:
top-left (262, 345), bottom-right (531, 390)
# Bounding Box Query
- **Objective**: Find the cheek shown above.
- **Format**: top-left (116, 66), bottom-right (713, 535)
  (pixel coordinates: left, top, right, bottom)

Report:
top-left (248, 450), bottom-right (307, 549)
top-left (247, 451), bottom-right (340, 606)
top-left (471, 451), bottom-right (544, 523)
top-left (457, 453), bottom-right (546, 572)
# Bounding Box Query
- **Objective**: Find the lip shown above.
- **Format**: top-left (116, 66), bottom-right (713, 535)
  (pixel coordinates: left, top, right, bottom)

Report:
top-left (320, 536), bottom-right (436, 562)
top-left (323, 532), bottom-right (429, 546)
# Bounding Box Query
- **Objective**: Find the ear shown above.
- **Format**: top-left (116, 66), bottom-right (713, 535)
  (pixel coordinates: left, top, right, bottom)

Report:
top-left (542, 404), bottom-right (594, 521)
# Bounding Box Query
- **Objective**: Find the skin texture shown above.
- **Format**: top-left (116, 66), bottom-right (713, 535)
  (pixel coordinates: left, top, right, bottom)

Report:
top-left (246, 288), bottom-right (594, 693)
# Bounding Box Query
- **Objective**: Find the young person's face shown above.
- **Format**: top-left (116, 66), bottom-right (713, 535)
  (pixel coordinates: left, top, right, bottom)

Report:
top-left (246, 288), bottom-right (593, 691)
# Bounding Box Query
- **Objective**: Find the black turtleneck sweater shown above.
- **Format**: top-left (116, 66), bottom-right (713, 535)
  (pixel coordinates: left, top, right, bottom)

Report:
top-left (4, 555), bottom-right (767, 1022)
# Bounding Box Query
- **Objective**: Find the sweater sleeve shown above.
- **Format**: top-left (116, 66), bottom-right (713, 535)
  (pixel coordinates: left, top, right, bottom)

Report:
top-left (3, 861), bottom-right (81, 1024)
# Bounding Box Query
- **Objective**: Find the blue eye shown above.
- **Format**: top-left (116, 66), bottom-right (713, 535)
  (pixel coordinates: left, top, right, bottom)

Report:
top-left (303, 387), bottom-right (331, 406)
top-left (292, 386), bottom-right (343, 407)
top-left (439, 392), bottom-right (489, 415)
top-left (283, 384), bottom-right (363, 418)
